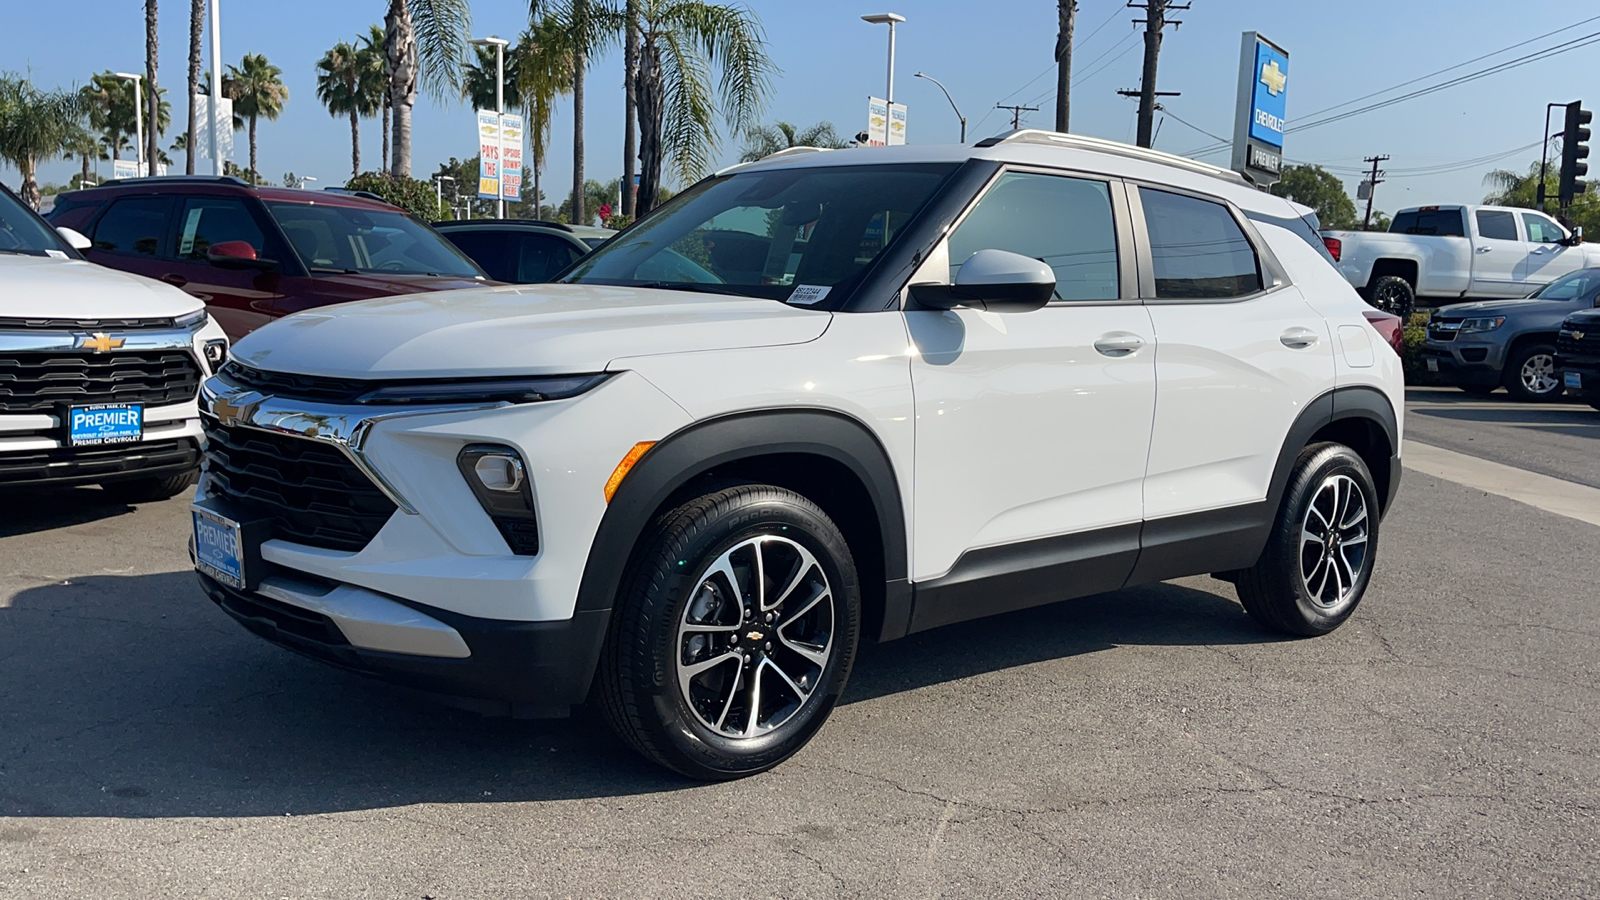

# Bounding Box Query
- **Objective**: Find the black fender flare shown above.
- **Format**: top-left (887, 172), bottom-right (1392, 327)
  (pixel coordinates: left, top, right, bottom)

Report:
top-left (1269, 385), bottom-right (1400, 517)
top-left (573, 408), bottom-right (910, 629)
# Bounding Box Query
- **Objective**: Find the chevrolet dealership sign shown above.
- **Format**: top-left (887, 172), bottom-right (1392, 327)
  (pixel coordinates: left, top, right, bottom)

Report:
top-left (1231, 32), bottom-right (1289, 187)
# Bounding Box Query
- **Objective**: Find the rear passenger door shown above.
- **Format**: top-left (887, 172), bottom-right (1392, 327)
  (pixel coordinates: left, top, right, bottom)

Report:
top-left (1469, 209), bottom-right (1527, 297)
top-left (1134, 186), bottom-right (1334, 575)
top-left (84, 195), bottom-right (174, 282)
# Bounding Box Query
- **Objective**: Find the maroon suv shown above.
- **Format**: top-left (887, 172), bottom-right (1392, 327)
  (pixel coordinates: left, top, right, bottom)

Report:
top-left (48, 177), bottom-right (492, 340)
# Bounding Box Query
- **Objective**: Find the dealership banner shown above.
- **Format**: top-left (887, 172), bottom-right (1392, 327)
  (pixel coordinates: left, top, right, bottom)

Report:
top-left (477, 109), bottom-right (501, 199)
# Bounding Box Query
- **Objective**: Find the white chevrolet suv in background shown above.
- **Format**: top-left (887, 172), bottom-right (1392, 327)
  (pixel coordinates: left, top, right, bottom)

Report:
top-left (191, 132), bottom-right (1404, 779)
top-left (0, 183), bottom-right (227, 501)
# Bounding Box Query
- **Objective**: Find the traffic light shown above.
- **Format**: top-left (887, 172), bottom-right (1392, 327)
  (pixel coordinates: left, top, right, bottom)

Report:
top-left (1559, 101), bottom-right (1591, 208)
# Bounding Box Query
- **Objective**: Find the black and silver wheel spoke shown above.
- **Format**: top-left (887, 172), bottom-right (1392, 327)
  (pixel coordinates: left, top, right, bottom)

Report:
top-left (1298, 473), bottom-right (1370, 611)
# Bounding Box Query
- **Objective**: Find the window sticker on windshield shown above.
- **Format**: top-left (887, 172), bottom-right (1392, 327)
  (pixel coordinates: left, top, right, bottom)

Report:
top-left (45, 249), bottom-right (68, 259)
top-left (789, 285), bottom-right (831, 305)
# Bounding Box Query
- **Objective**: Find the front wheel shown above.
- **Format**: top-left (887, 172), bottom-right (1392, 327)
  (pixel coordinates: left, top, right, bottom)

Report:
top-left (1365, 275), bottom-right (1415, 320)
top-left (1236, 444), bottom-right (1379, 637)
top-left (598, 484), bottom-right (861, 779)
top-left (1503, 343), bottom-right (1564, 402)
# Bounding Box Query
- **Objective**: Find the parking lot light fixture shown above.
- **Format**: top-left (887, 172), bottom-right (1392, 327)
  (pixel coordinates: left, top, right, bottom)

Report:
top-left (914, 71), bottom-right (965, 143)
top-left (470, 36), bottom-right (512, 218)
top-left (113, 72), bottom-right (145, 175)
top-left (860, 13), bottom-right (905, 104)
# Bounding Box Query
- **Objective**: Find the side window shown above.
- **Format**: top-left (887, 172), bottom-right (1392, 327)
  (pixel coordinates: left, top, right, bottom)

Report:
top-left (1521, 213), bottom-right (1564, 243)
top-left (443, 230), bottom-right (510, 281)
top-left (946, 172), bottom-right (1119, 302)
top-left (91, 196), bottom-right (171, 257)
top-left (513, 234), bottom-right (582, 282)
top-left (1139, 188), bottom-right (1262, 299)
top-left (1390, 208), bottom-right (1466, 237)
top-left (175, 197), bottom-right (267, 260)
top-left (1475, 210), bottom-right (1519, 241)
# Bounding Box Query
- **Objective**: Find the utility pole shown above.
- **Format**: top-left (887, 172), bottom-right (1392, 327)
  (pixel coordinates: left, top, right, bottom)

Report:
top-left (1055, 0), bottom-right (1077, 132)
top-left (1361, 155), bottom-right (1389, 230)
top-left (996, 104), bottom-right (1039, 130)
top-left (1128, 0), bottom-right (1188, 148)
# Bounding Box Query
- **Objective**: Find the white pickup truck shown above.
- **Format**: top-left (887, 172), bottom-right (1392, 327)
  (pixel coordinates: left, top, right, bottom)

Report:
top-left (1321, 204), bottom-right (1600, 317)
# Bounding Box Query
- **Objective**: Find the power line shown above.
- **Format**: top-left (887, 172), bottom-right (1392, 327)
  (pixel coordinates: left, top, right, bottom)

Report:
top-left (1023, 28), bottom-right (1141, 109)
top-left (1128, 0), bottom-right (1190, 148)
top-left (978, 3), bottom-right (1133, 134)
top-left (996, 103), bottom-right (1041, 129)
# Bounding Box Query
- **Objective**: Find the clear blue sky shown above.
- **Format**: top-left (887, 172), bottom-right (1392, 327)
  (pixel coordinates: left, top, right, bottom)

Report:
top-left (6, 0), bottom-right (1598, 217)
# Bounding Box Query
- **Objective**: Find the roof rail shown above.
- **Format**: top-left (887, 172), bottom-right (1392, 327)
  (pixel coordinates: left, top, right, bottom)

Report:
top-left (432, 218), bottom-right (575, 232)
top-left (320, 187), bottom-right (387, 202)
top-left (759, 146), bottom-right (833, 162)
top-left (99, 174), bottom-right (252, 187)
top-left (974, 129), bottom-right (1249, 187)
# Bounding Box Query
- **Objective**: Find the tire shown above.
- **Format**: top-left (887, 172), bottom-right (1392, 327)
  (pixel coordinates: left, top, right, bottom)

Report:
top-left (1458, 384), bottom-right (1497, 396)
top-left (1236, 443), bottom-right (1379, 637)
top-left (1502, 342), bottom-right (1564, 402)
top-left (99, 469), bottom-right (196, 504)
top-left (1365, 275), bottom-right (1415, 320)
top-left (598, 484), bottom-right (861, 779)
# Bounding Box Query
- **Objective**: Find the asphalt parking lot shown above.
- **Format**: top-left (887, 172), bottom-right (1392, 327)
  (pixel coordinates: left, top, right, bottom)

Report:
top-left (2, 387), bottom-right (1597, 899)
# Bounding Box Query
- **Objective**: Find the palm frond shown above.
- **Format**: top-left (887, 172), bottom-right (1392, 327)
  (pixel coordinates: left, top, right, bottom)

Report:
top-left (658, 27), bottom-right (717, 184)
top-left (410, 0), bottom-right (472, 100)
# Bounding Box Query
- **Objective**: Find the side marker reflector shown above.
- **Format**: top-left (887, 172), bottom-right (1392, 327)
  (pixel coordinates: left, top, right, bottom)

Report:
top-left (604, 441), bottom-right (657, 503)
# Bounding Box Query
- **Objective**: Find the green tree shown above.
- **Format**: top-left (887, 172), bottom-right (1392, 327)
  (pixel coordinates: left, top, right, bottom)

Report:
top-left (225, 53), bottom-right (289, 185)
top-left (1483, 160), bottom-right (1600, 239)
top-left (1270, 164), bottom-right (1358, 230)
top-left (317, 40), bottom-right (383, 178)
top-left (346, 171), bottom-right (446, 219)
top-left (0, 74), bottom-right (86, 208)
top-left (381, 0), bottom-right (472, 177)
top-left (361, 25), bottom-right (393, 174)
top-left (516, 19), bottom-right (575, 229)
top-left (739, 120), bottom-right (847, 162)
top-left (531, 0), bottom-right (614, 226)
top-left (620, 0), bottom-right (774, 212)
top-left (83, 72), bottom-right (171, 164)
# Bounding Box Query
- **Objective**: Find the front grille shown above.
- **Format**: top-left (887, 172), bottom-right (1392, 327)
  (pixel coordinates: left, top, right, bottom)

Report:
top-left (0, 316), bottom-right (185, 330)
top-left (219, 361), bottom-right (371, 404)
top-left (1557, 326), bottom-right (1600, 358)
top-left (0, 439), bottom-right (199, 486)
top-left (0, 351), bottom-right (201, 412)
top-left (201, 418), bottom-right (396, 552)
top-left (1427, 322), bottom-right (1459, 342)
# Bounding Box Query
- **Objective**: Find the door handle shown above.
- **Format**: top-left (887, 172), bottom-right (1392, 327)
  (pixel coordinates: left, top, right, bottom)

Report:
top-left (1094, 333), bottom-right (1145, 357)
top-left (1476, 246), bottom-right (1493, 253)
top-left (1280, 327), bottom-right (1320, 349)
top-left (160, 273), bottom-right (189, 287)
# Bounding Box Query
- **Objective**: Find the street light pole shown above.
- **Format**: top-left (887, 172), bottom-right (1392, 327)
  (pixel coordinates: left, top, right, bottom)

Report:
top-left (914, 71), bottom-right (965, 143)
top-left (436, 175), bottom-right (456, 219)
top-left (208, 0), bottom-right (223, 176)
top-left (471, 36), bottom-right (511, 218)
top-left (860, 13), bottom-right (905, 104)
top-left (297, 176), bottom-right (317, 190)
top-left (115, 73), bottom-right (145, 175)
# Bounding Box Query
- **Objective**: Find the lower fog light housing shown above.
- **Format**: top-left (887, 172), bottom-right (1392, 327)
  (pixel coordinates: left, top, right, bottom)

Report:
top-left (457, 444), bottom-right (540, 555)
top-left (203, 339), bottom-right (229, 369)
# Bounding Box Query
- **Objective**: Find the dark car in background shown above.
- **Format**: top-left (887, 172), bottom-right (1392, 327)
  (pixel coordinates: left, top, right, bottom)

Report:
top-left (434, 220), bottom-right (615, 284)
top-left (48, 176), bottom-right (493, 340)
top-left (1556, 308), bottom-right (1600, 411)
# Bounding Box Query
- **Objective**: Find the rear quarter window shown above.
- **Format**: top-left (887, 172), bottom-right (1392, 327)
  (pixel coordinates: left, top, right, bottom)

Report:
top-left (1246, 209), bottom-right (1336, 266)
top-left (1390, 208), bottom-right (1465, 237)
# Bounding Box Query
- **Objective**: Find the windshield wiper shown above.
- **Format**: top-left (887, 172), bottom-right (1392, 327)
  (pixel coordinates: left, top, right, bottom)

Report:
top-left (308, 266), bottom-right (360, 274)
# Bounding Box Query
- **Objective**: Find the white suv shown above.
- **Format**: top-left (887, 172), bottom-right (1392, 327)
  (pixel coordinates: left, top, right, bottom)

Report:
top-left (190, 132), bottom-right (1404, 779)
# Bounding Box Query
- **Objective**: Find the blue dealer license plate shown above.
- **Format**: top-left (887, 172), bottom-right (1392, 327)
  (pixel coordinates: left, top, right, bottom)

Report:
top-left (1565, 371), bottom-right (1582, 389)
top-left (68, 403), bottom-right (143, 446)
top-left (193, 507), bottom-right (247, 589)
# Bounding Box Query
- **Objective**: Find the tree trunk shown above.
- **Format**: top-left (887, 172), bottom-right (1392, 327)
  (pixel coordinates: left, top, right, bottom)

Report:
top-left (381, 96), bottom-right (391, 173)
top-left (249, 114), bottom-right (258, 184)
top-left (1054, 0), bottom-right (1076, 133)
top-left (635, 46), bottom-right (664, 214)
top-left (572, 48), bottom-right (586, 225)
top-left (621, 0), bottom-right (639, 217)
top-left (21, 156), bottom-right (41, 210)
top-left (533, 162), bottom-right (541, 220)
top-left (386, 0), bottom-right (419, 177)
top-left (82, 152), bottom-right (92, 185)
top-left (187, 0), bottom-right (203, 173)
top-left (350, 107), bottom-right (361, 178)
top-left (145, 0), bottom-right (160, 172)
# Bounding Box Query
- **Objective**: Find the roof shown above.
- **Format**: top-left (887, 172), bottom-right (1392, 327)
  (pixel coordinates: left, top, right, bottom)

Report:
top-left (434, 219), bottom-right (617, 239)
top-left (52, 177), bottom-right (404, 212)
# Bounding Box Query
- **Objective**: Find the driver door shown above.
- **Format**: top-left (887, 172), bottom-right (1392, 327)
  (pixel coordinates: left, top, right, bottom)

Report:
top-left (157, 195), bottom-right (287, 339)
top-left (1518, 211), bottom-right (1584, 287)
top-left (906, 171), bottom-right (1154, 625)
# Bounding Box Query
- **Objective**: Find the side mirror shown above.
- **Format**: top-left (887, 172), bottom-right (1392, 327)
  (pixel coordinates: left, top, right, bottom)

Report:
top-left (909, 249), bottom-right (1055, 313)
top-left (55, 226), bottom-right (91, 251)
top-left (207, 240), bottom-right (276, 270)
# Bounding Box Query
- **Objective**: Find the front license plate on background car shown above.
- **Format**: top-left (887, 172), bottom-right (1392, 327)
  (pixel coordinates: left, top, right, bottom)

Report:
top-left (1565, 372), bottom-right (1582, 389)
top-left (1426, 358), bottom-right (1439, 373)
top-left (68, 403), bottom-right (142, 446)
top-left (193, 507), bottom-right (247, 589)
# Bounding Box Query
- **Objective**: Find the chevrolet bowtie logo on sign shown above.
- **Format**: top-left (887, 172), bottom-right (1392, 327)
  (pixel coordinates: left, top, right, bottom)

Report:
top-left (1259, 60), bottom-right (1287, 97)
top-left (77, 333), bottom-right (125, 354)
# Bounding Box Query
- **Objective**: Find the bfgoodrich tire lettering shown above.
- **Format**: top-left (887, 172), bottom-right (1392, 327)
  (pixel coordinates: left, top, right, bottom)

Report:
top-left (1236, 443), bottom-right (1379, 636)
top-left (599, 484), bottom-right (860, 779)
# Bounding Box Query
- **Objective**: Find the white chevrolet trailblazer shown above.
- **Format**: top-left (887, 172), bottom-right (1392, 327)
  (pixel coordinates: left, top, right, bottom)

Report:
top-left (0, 183), bottom-right (227, 500)
top-left (191, 132), bottom-right (1404, 779)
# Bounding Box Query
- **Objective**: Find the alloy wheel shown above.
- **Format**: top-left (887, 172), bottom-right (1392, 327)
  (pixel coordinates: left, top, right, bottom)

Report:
top-left (1298, 474), bottom-right (1370, 611)
top-left (1520, 353), bottom-right (1560, 396)
top-left (675, 536), bottom-right (835, 738)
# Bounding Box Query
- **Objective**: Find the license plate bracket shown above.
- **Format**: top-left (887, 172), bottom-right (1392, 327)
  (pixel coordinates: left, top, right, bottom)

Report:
top-left (68, 403), bottom-right (143, 446)
top-left (191, 498), bottom-right (270, 591)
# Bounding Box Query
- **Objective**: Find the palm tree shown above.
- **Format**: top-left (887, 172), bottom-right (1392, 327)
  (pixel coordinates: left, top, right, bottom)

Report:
top-left (66, 124), bottom-right (104, 186)
top-left (0, 75), bottom-right (87, 208)
top-left (739, 121), bottom-right (847, 162)
top-left (187, 0), bottom-right (204, 172)
top-left (224, 53), bottom-right (289, 185)
top-left (317, 41), bottom-right (381, 177)
top-left (516, 19), bottom-right (574, 222)
top-left (532, 0), bottom-right (613, 226)
top-left (381, 0), bottom-right (471, 177)
top-left (622, 0), bottom-right (639, 217)
top-left (145, 0), bottom-right (160, 171)
top-left (361, 25), bottom-right (392, 173)
top-left (83, 73), bottom-right (172, 165)
top-left (623, 0), bottom-right (773, 212)
top-left (1482, 162), bottom-right (1554, 209)
top-left (461, 41), bottom-right (524, 111)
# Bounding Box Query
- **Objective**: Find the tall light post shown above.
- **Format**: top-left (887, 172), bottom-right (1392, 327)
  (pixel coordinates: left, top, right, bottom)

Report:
top-left (208, 0), bottom-right (223, 175)
top-left (860, 13), bottom-right (905, 104)
top-left (297, 175), bottom-right (317, 190)
top-left (470, 36), bottom-right (510, 218)
top-left (114, 72), bottom-right (145, 176)
top-left (914, 71), bottom-right (965, 143)
top-left (435, 174), bottom-right (456, 220)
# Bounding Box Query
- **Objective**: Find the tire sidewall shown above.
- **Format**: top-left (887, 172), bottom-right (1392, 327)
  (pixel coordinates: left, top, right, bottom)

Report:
top-left (1368, 276), bottom-right (1415, 320)
top-left (1504, 343), bottom-right (1563, 402)
top-left (1276, 446), bottom-right (1380, 634)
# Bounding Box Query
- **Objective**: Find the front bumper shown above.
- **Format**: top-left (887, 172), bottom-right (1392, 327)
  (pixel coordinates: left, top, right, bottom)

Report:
top-left (0, 403), bottom-right (203, 488)
top-left (1419, 337), bottom-right (1506, 386)
top-left (1556, 357), bottom-right (1600, 400)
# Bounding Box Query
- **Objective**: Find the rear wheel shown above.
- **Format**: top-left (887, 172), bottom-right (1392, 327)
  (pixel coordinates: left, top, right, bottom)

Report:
top-left (1236, 444), bottom-right (1379, 637)
top-left (1365, 275), bottom-right (1415, 320)
top-left (599, 484), bottom-right (861, 779)
top-left (99, 469), bottom-right (196, 504)
top-left (1503, 343), bottom-right (1564, 402)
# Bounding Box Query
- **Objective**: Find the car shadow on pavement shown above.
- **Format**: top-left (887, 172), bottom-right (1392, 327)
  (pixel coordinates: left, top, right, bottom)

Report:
top-left (0, 571), bottom-right (1272, 818)
top-left (0, 486), bottom-right (147, 538)
top-left (1408, 403), bottom-right (1600, 435)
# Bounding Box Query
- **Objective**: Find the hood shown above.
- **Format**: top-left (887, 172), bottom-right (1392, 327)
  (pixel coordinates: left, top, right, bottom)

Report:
top-left (306, 271), bottom-right (492, 297)
top-left (1565, 308), bottom-right (1600, 326)
top-left (1433, 297), bottom-right (1576, 318)
top-left (230, 283), bottom-right (832, 379)
top-left (0, 254), bottom-right (202, 320)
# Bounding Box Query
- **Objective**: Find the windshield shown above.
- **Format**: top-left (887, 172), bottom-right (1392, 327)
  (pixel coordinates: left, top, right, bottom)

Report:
top-left (0, 187), bottom-right (72, 257)
top-left (562, 163), bottom-right (959, 303)
top-left (1528, 268), bottom-right (1600, 301)
top-left (266, 201), bottom-right (484, 277)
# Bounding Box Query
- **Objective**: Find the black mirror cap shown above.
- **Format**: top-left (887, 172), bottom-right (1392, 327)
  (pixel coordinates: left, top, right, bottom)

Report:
top-left (909, 281), bottom-right (1051, 313)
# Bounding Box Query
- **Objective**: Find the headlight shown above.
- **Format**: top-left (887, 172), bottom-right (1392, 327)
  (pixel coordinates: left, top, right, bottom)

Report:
top-left (353, 373), bottom-right (611, 405)
top-left (175, 309), bottom-right (209, 329)
top-left (1459, 316), bottom-right (1505, 333)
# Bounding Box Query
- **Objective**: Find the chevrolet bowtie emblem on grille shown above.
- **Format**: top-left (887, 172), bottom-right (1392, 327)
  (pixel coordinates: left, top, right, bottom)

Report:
top-left (212, 390), bottom-right (266, 427)
top-left (78, 332), bottom-right (125, 354)
top-left (1575, 331), bottom-right (1587, 341)
top-left (1259, 60), bottom-right (1287, 97)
